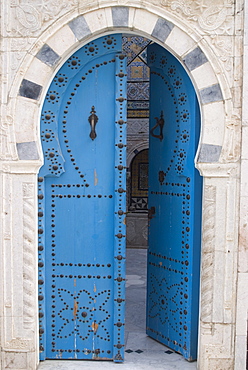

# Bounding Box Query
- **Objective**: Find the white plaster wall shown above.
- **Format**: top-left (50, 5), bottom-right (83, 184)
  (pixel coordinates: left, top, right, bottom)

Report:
top-left (235, 0), bottom-right (248, 368)
top-left (0, 1), bottom-right (246, 369)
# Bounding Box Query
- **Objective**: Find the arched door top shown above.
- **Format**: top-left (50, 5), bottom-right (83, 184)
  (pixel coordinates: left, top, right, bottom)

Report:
top-left (15, 6), bottom-right (227, 165)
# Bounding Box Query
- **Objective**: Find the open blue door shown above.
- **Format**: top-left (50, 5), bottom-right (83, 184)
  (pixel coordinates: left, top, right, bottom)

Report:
top-left (146, 43), bottom-right (202, 361)
top-left (38, 35), bottom-right (127, 362)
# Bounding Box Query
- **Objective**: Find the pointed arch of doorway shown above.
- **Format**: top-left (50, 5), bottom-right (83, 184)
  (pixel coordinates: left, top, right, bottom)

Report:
top-left (14, 5), bottom-right (228, 167)
top-left (11, 4), bottom-right (231, 366)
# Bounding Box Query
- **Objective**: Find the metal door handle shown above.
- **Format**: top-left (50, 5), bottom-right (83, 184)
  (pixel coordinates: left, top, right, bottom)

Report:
top-left (150, 111), bottom-right (164, 141)
top-left (88, 106), bottom-right (98, 140)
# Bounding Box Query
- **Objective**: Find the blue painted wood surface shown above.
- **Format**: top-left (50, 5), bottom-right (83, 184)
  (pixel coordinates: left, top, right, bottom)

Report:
top-left (146, 43), bottom-right (202, 361)
top-left (38, 34), bottom-right (202, 363)
top-left (38, 34), bottom-right (126, 362)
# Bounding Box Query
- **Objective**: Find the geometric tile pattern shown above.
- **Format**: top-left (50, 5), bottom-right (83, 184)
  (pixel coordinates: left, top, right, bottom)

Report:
top-left (127, 110), bottom-right (149, 118)
top-left (122, 36), bottom-right (151, 64)
top-left (127, 101), bottom-right (149, 110)
top-left (127, 57), bottom-right (149, 81)
top-left (130, 197), bottom-right (148, 211)
top-left (123, 36), bottom-right (151, 122)
top-left (127, 82), bottom-right (149, 100)
top-left (127, 118), bottom-right (149, 138)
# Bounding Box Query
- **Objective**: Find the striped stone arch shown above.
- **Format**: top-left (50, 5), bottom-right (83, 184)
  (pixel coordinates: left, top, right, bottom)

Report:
top-left (13, 5), bottom-right (228, 164)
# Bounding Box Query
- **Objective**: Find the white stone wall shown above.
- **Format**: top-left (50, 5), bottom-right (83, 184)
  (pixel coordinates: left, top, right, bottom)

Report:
top-left (0, 1), bottom-right (246, 369)
top-left (235, 0), bottom-right (248, 369)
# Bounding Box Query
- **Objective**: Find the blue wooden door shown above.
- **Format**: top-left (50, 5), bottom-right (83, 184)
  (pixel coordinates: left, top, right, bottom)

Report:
top-left (146, 43), bottom-right (202, 361)
top-left (38, 35), bottom-right (127, 362)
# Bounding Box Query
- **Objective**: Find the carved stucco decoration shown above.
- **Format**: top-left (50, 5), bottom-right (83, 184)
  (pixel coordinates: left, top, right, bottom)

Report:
top-left (220, 114), bottom-right (241, 162)
top-left (200, 185), bottom-right (216, 323)
top-left (23, 183), bottom-right (36, 331)
top-left (7, 0), bottom-right (77, 37)
top-left (169, 0), bottom-right (233, 32)
top-left (168, 0), bottom-right (235, 71)
top-left (0, 114), bottom-right (18, 161)
top-left (7, 0), bottom-right (234, 36)
top-left (6, 0), bottom-right (237, 78)
top-left (10, 38), bottom-right (33, 75)
top-left (4, 338), bottom-right (31, 350)
top-left (208, 34), bottom-right (233, 72)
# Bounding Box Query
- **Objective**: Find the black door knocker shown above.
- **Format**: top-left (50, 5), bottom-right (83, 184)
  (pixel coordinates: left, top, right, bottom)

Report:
top-left (150, 111), bottom-right (164, 142)
top-left (88, 106), bottom-right (98, 140)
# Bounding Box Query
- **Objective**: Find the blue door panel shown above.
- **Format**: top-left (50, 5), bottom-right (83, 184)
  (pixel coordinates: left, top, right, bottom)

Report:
top-left (38, 35), bottom-right (201, 363)
top-left (38, 35), bottom-right (126, 362)
top-left (147, 43), bottom-right (202, 361)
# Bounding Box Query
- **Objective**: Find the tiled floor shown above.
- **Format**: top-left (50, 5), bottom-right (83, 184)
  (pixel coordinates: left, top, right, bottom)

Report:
top-left (38, 249), bottom-right (197, 370)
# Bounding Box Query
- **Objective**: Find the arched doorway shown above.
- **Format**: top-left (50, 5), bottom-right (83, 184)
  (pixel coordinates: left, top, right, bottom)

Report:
top-left (37, 33), bottom-right (202, 363)
top-left (126, 149), bottom-right (149, 247)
